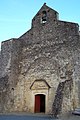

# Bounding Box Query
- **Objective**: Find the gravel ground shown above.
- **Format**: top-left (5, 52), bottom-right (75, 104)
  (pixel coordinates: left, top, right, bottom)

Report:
top-left (60, 114), bottom-right (80, 120)
top-left (0, 113), bottom-right (79, 120)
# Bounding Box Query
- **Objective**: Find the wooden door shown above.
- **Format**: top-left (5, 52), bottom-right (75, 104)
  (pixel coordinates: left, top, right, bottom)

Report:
top-left (35, 95), bottom-right (40, 113)
top-left (35, 94), bottom-right (45, 113)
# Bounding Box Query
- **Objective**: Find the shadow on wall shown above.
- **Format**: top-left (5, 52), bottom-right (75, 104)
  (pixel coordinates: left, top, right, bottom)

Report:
top-left (0, 75), bottom-right (9, 112)
top-left (52, 79), bottom-right (73, 117)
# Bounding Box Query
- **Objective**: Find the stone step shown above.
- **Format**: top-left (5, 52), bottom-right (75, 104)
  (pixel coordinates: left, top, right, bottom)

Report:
top-left (72, 108), bottom-right (80, 115)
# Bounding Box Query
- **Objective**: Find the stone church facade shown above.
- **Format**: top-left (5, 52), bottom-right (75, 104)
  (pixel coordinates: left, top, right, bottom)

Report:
top-left (0, 3), bottom-right (80, 115)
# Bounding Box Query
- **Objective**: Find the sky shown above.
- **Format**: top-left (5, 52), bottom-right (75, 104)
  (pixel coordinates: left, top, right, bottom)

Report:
top-left (0, 0), bottom-right (80, 49)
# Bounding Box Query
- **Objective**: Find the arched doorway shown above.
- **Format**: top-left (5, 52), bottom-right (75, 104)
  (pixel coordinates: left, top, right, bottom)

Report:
top-left (35, 94), bottom-right (45, 113)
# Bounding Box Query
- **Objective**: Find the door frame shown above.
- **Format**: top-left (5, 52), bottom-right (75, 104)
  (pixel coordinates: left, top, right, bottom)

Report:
top-left (32, 90), bottom-right (48, 113)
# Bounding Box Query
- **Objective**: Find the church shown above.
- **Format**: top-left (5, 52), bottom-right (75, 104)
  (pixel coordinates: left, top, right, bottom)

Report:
top-left (0, 3), bottom-right (80, 115)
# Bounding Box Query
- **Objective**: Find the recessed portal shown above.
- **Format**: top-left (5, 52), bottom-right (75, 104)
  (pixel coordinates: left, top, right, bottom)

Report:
top-left (35, 94), bottom-right (45, 113)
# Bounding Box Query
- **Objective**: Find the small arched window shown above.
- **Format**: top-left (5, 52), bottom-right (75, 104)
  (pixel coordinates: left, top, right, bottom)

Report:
top-left (41, 11), bottom-right (47, 24)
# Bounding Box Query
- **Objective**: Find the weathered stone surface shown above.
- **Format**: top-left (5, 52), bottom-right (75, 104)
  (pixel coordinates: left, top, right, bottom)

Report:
top-left (0, 3), bottom-right (80, 115)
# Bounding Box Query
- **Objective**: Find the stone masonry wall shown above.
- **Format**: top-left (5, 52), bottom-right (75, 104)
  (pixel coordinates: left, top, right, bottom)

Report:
top-left (5, 39), bottom-right (23, 112)
top-left (18, 4), bottom-right (80, 113)
top-left (0, 40), bottom-right (12, 77)
top-left (18, 17), bottom-right (79, 113)
top-left (0, 38), bottom-right (23, 112)
top-left (0, 39), bottom-right (12, 112)
top-left (0, 51), bottom-right (1, 78)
